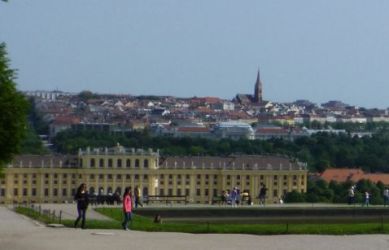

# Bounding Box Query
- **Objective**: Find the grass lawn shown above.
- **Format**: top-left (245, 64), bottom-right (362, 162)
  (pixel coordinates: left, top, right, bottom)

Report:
top-left (95, 207), bottom-right (389, 235)
top-left (15, 206), bottom-right (389, 235)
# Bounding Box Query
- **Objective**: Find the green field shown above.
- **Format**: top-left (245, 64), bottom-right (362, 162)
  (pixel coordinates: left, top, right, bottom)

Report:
top-left (15, 206), bottom-right (389, 235)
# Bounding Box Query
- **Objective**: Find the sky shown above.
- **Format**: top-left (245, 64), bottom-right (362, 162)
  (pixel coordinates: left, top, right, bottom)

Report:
top-left (1, 1), bottom-right (389, 108)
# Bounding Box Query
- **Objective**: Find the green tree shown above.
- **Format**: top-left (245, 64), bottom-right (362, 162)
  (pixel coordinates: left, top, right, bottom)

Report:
top-left (284, 190), bottom-right (305, 203)
top-left (0, 43), bottom-right (29, 168)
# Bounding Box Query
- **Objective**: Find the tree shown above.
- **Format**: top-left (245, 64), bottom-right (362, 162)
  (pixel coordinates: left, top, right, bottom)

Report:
top-left (284, 190), bottom-right (305, 203)
top-left (0, 43), bottom-right (29, 168)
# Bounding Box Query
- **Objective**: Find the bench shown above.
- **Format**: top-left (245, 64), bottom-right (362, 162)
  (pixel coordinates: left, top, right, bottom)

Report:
top-left (143, 195), bottom-right (189, 205)
top-left (211, 196), bottom-right (225, 205)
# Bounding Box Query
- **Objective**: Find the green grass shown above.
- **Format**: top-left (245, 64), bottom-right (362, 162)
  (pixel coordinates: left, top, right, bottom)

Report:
top-left (96, 207), bottom-right (389, 235)
top-left (15, 206), bottom-right (55, 224)
top-left (15, 206), bottom-right (389, 235)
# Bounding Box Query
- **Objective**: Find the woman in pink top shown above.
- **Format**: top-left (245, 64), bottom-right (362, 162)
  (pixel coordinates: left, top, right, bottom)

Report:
top-left (122, 187), bottom-right (132, 230)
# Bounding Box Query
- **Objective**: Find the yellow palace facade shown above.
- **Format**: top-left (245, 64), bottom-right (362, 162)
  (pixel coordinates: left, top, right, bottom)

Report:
top-left (0, 145), bottom-right (307, 204)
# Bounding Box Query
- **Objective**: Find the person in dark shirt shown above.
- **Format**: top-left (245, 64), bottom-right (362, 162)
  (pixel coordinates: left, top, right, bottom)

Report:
top-left (259, 184), bottom-right (267, 206)
top-left (74, 183), bottom-right (89, 229)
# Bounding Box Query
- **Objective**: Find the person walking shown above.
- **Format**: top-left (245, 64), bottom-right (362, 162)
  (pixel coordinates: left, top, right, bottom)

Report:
top-left (383, 188), bottom-right (389, 207)
top-left (236, 188), bottom-right (241, 206)
top-left (230, 187), bottom-right (237, 207)
top-left (348, 185), bottom-right (355, 205)
top-left (363, 191), bottom-right (370, 207)
top-left (259, 184), bottom-right (267, 206)
top-left (74, 183), bottom-right (89, 229)
top-left (122, 187), bottom-right (132, 231)
top-left (134, 186), bottom-right (143, 209)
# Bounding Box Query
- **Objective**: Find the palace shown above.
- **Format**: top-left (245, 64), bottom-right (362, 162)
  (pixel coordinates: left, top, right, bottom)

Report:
top-left (0, 145), bottom-right (307, 204)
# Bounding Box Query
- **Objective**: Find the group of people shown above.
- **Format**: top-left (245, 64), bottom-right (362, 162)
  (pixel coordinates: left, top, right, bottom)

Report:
top-left (220, 184), bottom-right (269, 206)
top-left (221, 187), bottom-right (250, 206)
top-left (348, 185), bottom-right (389, 207)
top-left (73, 183), bottom-right (143, 230)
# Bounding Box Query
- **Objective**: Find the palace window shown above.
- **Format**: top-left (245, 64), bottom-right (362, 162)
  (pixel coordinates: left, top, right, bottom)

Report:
top-left (90, 158), bottom-right (95, 167)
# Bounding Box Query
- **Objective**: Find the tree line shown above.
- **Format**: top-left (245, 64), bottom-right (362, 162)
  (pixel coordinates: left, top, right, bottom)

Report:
top-left (285, 179), bottom-right (386, 205)
top-left (51, 128), bottom-right (389, 173)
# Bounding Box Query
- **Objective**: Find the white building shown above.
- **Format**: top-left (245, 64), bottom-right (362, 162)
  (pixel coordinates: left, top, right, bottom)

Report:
top-left (213, 121), bottom-right (255, 140)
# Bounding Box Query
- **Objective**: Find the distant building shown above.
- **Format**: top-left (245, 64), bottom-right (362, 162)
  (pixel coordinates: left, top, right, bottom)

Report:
top-left (253, 69), bottom-right (263, 104)
top-left (24, 90), bottom-right (75, 101)
top-left (236, 69), bottom-right (264, 105)
top-left (174, 126), bottom-right (212, 139)
top-left (0, 145), bottom-right (307, 204)
top-left (213, 121), bottom-right (255, 140)
top-left (49, 115), bottom-right (81, 138)
top-left (304, 128), bottom-right (347, 136)
top-left (255, 125), bottom-right (290, 140)
top-left (255, 125), bottom-right (309, 141)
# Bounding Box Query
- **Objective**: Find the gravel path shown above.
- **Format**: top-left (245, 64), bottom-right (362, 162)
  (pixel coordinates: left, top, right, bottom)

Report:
top-left (1, 206), bottom-right (389, 250)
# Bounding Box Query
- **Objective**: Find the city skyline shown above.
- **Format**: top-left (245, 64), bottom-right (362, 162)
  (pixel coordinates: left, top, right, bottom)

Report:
top-left (1, 1), bottom-right (389, 108)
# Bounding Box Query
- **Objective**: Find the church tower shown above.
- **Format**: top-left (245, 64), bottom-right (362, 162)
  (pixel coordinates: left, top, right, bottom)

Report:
top-left (254, 69), bottom-right (263, 104)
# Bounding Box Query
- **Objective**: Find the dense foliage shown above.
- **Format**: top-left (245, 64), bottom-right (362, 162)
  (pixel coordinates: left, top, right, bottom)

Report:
top-left (0, 43), bottom-right (29, 166)
top-left (285, 179), bottom-right (386, 205)
top-left (19, 125), bottom-right (48, 155)
top-left (52, 127), bottom-right (389, 173)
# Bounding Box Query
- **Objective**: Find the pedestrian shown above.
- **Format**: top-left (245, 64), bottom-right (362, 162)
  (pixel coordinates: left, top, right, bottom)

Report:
top-left (363, 191), bottom-right (370, 207)
top-left (236, 188), bottom-right (241, 206)
top-left (383, 188), bottom-right (389, 207)
top-left (221, 190), bottom-right (227, 205)
top-left (74, 183), bottom-right (89, 229)
top-left (122, 187), bottom-right (132, 231)
top-left (348, 185), bottom-right (355, 205)
top-left (259, 184), bottom-right (267, 206)
top-left (134, 186), bottom-right (143, 208)
top-left (230, 187), bottom-right (237, 207)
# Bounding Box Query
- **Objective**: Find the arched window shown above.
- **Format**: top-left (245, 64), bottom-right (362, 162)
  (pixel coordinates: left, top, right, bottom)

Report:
top-left (99, 159), bottom-right (104, 168)
top-left (90, 158), bottom-right (95, 167)
top-left (108, 159), bottom-right (113, 168)
top-left (135, 159), bottom-right (140, 168)
top-left (143, 159), bottom-right (149, 168)
top-left (117, 159), bottom-right (122, 168)
top-left (126, 159), bottom-right (131, 168)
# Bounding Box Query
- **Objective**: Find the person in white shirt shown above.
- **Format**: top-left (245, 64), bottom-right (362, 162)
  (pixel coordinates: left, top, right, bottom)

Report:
top-left (383, 188), bottom-right (389, 207)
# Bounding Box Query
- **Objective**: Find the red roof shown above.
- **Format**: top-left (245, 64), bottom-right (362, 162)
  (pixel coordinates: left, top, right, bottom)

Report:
top-left (190, 97), bottom-right (221, 104)
top-left (52, 116), bottom-right (81, 125)
top-left (321, 168), bottom-right (389, 185)
top-left (177, 127), bottom-right (210, 133)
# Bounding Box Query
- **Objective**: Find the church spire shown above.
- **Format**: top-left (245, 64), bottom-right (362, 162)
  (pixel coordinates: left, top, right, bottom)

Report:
top-left (254, 68), bottom-right (263, 104)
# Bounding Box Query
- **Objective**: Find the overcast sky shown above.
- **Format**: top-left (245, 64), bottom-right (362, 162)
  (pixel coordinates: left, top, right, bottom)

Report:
top-left (1, 1), bottom-right (389, 108)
